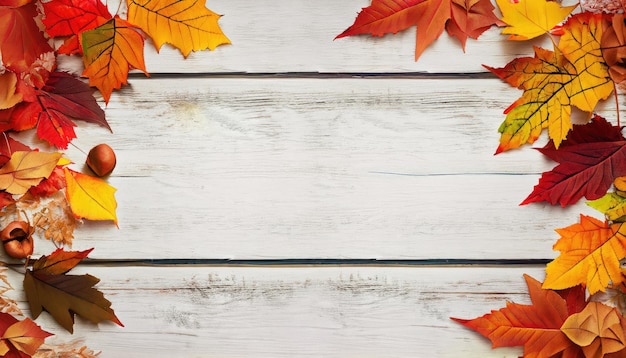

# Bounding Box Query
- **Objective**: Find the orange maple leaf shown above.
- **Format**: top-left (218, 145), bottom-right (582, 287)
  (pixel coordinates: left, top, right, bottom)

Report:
top-left (452, 274), bottom-right (582, 357)
top-left (127, 0), bottom-right (230, 58)
top-left (81, 17), bottom-right (149, 104)
top-left (543, 215), bottom-right (626, 295)
top-left (486, 13), bottom-right (613, 153)
top-left (336, 0), bottom-right (500, 60)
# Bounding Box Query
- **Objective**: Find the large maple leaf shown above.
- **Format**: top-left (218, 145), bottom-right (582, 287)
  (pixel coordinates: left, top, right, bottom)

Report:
top-left (81, 17), bottom-right (149, 104)
top-left (336, 0), bottom-right (500, 60)
top-left (23, 248), bottom-right (123, 333)
top-left (452, 274), bottom-right (582, 357)
top-left (127, 0), bottom-right (230, 58)
top-left (522, 115), bottom-right (626, 206)
top-left (486, 13), bottom-right (614, 153)
top-left (11, 72), bottom-right (109, 149)
top-left (495, 0), bottom-right (576, 40)
top-left (42, 0), bottom-right (112, 55)
top-left (544, 215), bottom-right (626, 295)
top-left (0, 2), bottom-right (53, 74)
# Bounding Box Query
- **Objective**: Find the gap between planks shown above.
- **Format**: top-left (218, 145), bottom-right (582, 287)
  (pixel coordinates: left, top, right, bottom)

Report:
top-left (127, 71), bottom-right (495, 80)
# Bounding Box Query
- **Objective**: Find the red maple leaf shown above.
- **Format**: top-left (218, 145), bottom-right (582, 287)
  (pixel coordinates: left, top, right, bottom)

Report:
top-left (11, 72), bottom-right (109, 149)
top-left (452, 274), bottom-right (583, 357)
top-left (42, 0), bottom-right (112, 55)
top-left (0, 2), bottom-right (53, 74)
top-left (522, 115), bottom-right (626, 207)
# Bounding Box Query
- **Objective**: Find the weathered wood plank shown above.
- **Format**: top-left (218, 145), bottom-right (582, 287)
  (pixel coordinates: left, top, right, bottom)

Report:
top-left (8, 265), bottom-right (544, 357)
top-left (36, 77), bottom-right (604, 260)
top-left (57, 0), bottom-right (548, 75)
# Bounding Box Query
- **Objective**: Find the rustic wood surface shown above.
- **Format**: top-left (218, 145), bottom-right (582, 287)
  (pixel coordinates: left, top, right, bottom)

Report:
top-left (15, 0), bottom-right (618, 356)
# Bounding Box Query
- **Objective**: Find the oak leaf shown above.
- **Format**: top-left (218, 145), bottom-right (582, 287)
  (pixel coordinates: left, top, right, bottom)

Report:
top-left (544, 215), bottom-right (626, 295)
top-left (0, 314), bottom-right (52, 357)
top-left (11, 72), bottom-right (109, 149)
top-left (127, 0), bottom-right (230, 57)
top-left (81, 17), bottom-right (149, 103)
top-left (495, 0), bottom-right (576, 40)
top-left (522, 116), bottom-right (626, 206)
top-left (451, 274), bottom-right (581, 357)
top-left (487, 13), bottom-right (613, 153)
top-left (23, 248), bottom-right (123, 333)
top-left (42, 0), bottom-right (112, 55)
top-left (0, 151), bottom-right (62, 195)
top-left (561, 302), bottom-right (626, 358)
top-left (0, 2), bottom-right (53, 74)
top-left (64, 168), bottom-right (117, 224)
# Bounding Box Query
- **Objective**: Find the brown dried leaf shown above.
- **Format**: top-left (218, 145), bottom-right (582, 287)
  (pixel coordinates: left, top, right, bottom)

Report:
top-left (31, 191), bottom-right (76, 246)
top-left (35, 339), bottom-right (100, 357)
top-left (602, 14), bottom-right (626, 86)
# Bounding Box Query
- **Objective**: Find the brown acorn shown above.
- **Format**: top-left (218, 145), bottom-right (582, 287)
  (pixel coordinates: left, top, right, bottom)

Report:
top-left (1, 221), bottom-right (34, 259)
top-left (86, 143), bottom-right (116, 177)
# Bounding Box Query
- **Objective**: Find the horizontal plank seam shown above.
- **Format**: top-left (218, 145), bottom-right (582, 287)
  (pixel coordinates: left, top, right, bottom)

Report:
top-left (130, 72), bottom-right (495, 80)
top-left (27, 258), bottom-right (551, 267)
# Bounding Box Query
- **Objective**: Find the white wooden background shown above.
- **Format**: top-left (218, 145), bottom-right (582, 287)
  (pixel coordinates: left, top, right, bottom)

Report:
top-left (9, 1), bottom-right (619, 356)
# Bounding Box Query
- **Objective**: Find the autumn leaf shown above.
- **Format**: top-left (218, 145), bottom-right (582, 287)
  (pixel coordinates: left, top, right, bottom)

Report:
top-left (452, 274), bottom-right (581, 357)
top-left (522, 116), bottom-right (626, 206)
top-left (81, 17), bottom-right (149, 103)
top-left (0, 2), bottom-right (53, 74)
top-left (11, 72), bottom-right (109, 149)
top-left (64, 168), bottom-right (117, 224)
top-left (127, 0), bottom-right (230, 57)
top-left (0, 151), bottom-right (62, 195)
top-left (0, 73), bottom-right (22, 110)
top-left (24, 248), bottom-right (123, 333)
top-left (588, 193), bottom-right (626, 222)
top-left (543, 215), bottom-right (626, 294)
top-left (495, 0), bottom-right (576, 40)
top-left (0, 314), bottom-right (51, 357)
top-left (487, 13), bottom-right (613, 153)
top-left (447, 0), bottom-right (503, 50)
top-left (42, 0), bottom-right (112, 55)
top-left (561, 302), bottom-right (626, 358)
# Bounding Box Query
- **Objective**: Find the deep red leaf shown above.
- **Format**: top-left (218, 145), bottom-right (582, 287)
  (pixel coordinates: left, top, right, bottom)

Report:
top-left (11, 72), bottom-right (109, 148)
top-left (522, 116), bottom-right (626, 206)
top-left (0, 2), bottom-right (53, 73)
top-left (42, 0), bottom-right (112, 55)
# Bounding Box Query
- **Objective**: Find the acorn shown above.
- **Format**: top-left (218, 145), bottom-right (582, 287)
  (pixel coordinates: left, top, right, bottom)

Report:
top-left (1, 221), bottom-right (34, 259)
top-left (86, 143), bottom-right (116, 177)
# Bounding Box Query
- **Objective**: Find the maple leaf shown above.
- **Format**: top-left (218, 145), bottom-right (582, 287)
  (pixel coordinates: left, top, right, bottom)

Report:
top-left (561, 302), bottom-right (626, 358)
top-left (446, 0), bottom-right (504, 50)
top-left (42, 0), bottom-right (112, 55)
top-left (81, 17), bottom-right (149, 104)
top-left (336, 0), bottom-right (500, 60)
top-left (23, 248), bottom-right (123, 333)
top-left (127, 0), bottom-right (230, 58)
top-left (11, 71), bottom-right (109, 149)
top-left (543, 215), bottom-right (626, 294)
top-left (452, 274), bottom-right (581, 357)
top-left (0, 314), bottom-right (52, 357)
top-left (522, 116), bottom-right (626, 206)
top-left (0, 2), bottom-right (53, 74)
top-left (495, 0), bottom-right (576, 40)
top-left (0, 151), bottom-right (62, 195)
top-left (64, 168), bottom-right (117, 224)
top-left (487, 13), bottom-right (614, 153)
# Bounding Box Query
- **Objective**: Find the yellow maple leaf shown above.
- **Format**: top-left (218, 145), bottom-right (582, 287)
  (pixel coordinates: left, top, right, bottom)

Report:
top-left (0, 151), bottom-right (62, 195)
top-left (543, 215), bottom-right (626, 295)
top-left (64, 168), bottom-right (117, 224)
top-left (496, 0), bottom-right (575, 40)
top-left (486, 13), bottom-right (613, 152)
top-left (81, 17), bottom-right (149, 104)
top-left (127, 0), bottom-right (230, 58)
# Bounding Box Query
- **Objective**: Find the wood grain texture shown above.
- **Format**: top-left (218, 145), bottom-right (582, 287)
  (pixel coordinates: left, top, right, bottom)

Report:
top-left (38, 76), bottom-right (606, 260)
top-left (6, 265), bottom-right (543, 357)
